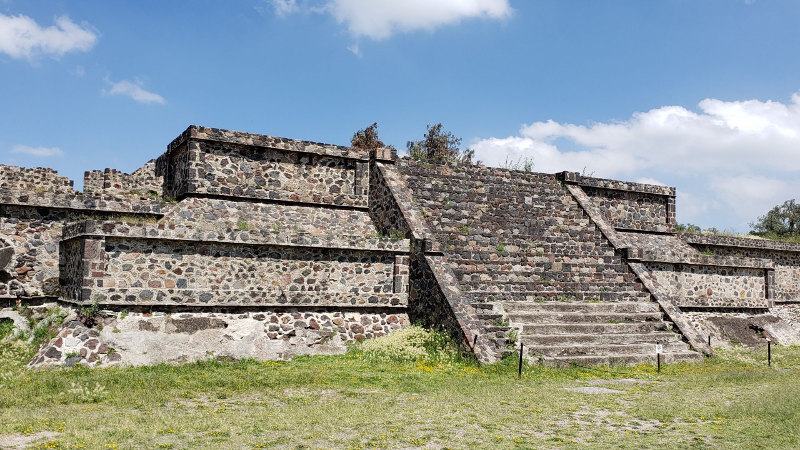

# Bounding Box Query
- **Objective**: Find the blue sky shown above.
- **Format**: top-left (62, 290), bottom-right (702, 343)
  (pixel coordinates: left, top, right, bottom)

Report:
top-left (1, 0), bottom-right (799, 232)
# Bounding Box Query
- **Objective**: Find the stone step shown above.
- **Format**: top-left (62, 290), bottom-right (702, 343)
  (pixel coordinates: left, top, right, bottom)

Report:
top-left (506, 311), bottom-right (663, 324)
top-left (444, 251), bottom-right (624, 263)
top-left (446, 255), bottom-right (624, 267)
top-left (440, 232), bottom-right (606, 243)
top-left (525, 341), bottom-right (690, 358)
top-left (407, 179), bottom-right (562, 196)
top-left (454, 270), bottom-right (634, 285)
top-left (463, 280), bottom-right (644, 293)
top-left (536, 351), bottom-right (703, 367)
top-left (406, 174), bottom-right (560, 190)
top-left (503, 301), bottom-right (660, 314)
top-left (442, 242), bottom-right (613, 255)
top-left (424, 204), bottom-right (588, 218)
top-left (521, 321), bottom-right (672, 335)
top-left (470, 291), bottom-right (653, 303)
top-left (426, 217), bottom-right (592, 232)
top-left (519, 331), bottom-right (682, 346)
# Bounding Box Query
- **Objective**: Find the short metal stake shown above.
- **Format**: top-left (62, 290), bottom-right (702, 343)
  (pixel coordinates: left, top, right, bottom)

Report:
top-left (518, 343), bottom-right (524, 379)
top-left (656, 343), bottom-right (663, 373)
top-left (708, 335), bottom-right (711, 347)
top-left (473, 334), bottom-right (478, 348)
top-left (767, 338), bottom-right (772, 367)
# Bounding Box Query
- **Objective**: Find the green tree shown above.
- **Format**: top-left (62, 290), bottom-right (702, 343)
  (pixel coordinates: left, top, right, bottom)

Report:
top-left (351, 122), bottom-right (384, 150)
top-left (406, 123), bottom-right (475, 166)
top-left (750, 199), bottom-right (800, 238)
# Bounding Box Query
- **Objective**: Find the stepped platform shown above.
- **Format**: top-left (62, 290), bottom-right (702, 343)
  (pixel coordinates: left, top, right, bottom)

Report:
top-left (398, 160), bottom-right (700, 365)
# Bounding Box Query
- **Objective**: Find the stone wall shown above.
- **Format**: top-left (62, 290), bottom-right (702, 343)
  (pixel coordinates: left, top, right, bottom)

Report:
top-left (0, 198), bottom-right (163, 299)
top-left (642, 262), bottom-right (768, 308)
top-left (0, 165), bottom-right (74, 194)
top-left (561, 172), bottom-right (675, 233)
top-left (84, 160), bottom-right (163, 196)
top-left (683, 234), bottom-right (800, 303)
top-left (60, 221), bottom-right (410, 308)
top-left (155, 126), bottom-right (388, 207)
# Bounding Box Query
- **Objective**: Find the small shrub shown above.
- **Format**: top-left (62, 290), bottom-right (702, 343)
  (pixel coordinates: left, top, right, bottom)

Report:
top-left (356, 326), bottom-right (464, 364)
top-left (236, 220), bottom-right (250, 231)
top-left (493, 318), bottom-right (509, 327)
top-left (0, 318), bottom-right (14, 340)
top-left (78, 302), bottom-right (100, 327)
top-left (407, 123), bottom-right (476, 166)
top-left (60, 381), bottom-right (108, 403)
top-left (502, 156), bottom-right (535, 172)
top-left (507, 328), bottom-right (519, 347)
top-left (496, 244), bottom-right (507, 253)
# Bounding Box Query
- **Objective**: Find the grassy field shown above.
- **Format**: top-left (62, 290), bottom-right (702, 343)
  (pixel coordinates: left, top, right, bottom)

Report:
top-left (1, 331), bottom-right (799, 449)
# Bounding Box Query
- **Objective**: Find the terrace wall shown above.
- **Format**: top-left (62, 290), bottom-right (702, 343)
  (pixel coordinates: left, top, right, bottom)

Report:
top-left (83, 160), bottom-right (163, 196)
top-left (562, 172), bottom-right (675, 233)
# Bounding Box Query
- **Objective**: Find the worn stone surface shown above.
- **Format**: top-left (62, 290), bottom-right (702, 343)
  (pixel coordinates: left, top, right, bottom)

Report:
top-left (29, 309), bottom-right (409, 368)
top-left (28, 318), bottom-right (121, 369)
top-left (683, 309), bottom-right (800, 347)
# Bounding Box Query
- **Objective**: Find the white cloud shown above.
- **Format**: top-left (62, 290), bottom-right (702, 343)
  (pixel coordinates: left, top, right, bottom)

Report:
top-left (326, 0), bottom-right (512, 40)
top-left (347, 42), bottom-right (361, 57)
top-left (470, 92), bottom-right (800, 230)
top-left (270, 0), bottom-right (298, 17)
top-left (635, 177), bottom-right (666, 186)
top-left (105, 80), bottom-right (165, 104)
top-left (11, 145), bottom-right (64, 157)
top-left (273, 0), bottom-right (511, 40)
top-left (473, 93), bottom-right (800, 177)
top-left (708, 175), bottom-right (796, 222)
top-left (0, 14), bottom-right (98, 60)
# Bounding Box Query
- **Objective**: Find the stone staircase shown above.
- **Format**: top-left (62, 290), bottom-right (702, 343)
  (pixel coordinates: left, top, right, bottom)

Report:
top-left (398, 160), bottom-right (701, 365)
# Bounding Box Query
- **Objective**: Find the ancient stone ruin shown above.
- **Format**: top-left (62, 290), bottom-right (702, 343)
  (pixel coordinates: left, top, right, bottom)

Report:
top-left (2, 125), bottom-right (799, 368)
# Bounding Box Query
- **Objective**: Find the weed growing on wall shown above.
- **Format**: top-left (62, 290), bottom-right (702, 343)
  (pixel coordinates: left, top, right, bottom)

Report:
top-left (0, 318), bottom-right (14, 340)
top-left (19, 306), bottom-right (69, 347)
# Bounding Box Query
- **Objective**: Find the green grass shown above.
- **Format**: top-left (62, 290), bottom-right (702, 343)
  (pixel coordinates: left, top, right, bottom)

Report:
top-left (0, 339), bottom-right (799, 448)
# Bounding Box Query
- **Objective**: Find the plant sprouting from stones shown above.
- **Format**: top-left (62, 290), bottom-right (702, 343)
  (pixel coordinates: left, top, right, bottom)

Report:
top-left (78, 302), bottom-right (100, 327)
top-left (351, 122), bottom-right (385, 150)
top-left (407, 123), bottom-right (476, 166)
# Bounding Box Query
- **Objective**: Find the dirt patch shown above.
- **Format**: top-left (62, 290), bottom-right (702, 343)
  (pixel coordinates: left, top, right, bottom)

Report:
top-left (0, 431), bottom-right (58, 449)
top-left (588, 378), bottom-right (657, 386)
top-left (708, 316), bottom-right (781, 347)
top-left (565, 386), bottom-right (622, 394)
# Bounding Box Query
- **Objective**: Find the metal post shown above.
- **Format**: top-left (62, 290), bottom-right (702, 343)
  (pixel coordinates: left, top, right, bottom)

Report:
top-left (767, 338), bottom-right (772, 367)
top-left (518, 343), bottom-right (524, 379)
top-left (708, 335), bottom-right (711, 347)
top-left (656, 342), bottom-right (663, 373)
top-left (473, 334), bottom-right (478, 349)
